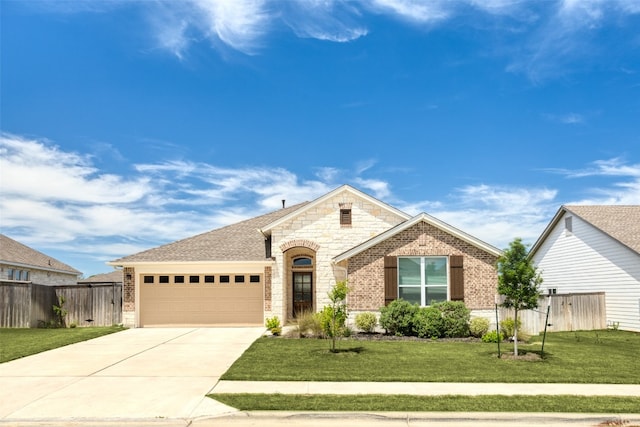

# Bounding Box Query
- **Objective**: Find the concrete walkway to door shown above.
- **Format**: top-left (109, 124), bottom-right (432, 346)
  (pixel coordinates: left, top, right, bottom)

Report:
top-left (0, 327), bottom-right (265, 422)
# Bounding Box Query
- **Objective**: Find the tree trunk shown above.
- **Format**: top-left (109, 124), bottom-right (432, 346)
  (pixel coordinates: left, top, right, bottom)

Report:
top-left (513, 308), bottom-right (519, 356)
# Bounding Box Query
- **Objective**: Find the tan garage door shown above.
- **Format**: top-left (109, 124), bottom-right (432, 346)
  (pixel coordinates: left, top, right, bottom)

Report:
top-left (140, 279), bottom-right (263, 326)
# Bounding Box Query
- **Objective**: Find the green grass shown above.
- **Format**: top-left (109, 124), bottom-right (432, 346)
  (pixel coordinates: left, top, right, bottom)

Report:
top-left (210, 394), bottom-right (640, 413)
top-left (221, 330), bottom-right (640, 383)
top-left (0, 326), bottom-right (126, 363)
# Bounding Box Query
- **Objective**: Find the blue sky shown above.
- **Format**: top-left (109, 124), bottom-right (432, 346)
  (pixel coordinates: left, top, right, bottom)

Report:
top-left (1, 0), bottom-right (639, 277)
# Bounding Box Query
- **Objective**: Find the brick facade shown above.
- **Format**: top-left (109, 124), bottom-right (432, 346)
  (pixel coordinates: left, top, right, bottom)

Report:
top-left (123, 267), bottom-right (135, 311)
top-left (346, 221), bottom-right (499, 311)
top-left (264, 265), bottom-right (272, 312)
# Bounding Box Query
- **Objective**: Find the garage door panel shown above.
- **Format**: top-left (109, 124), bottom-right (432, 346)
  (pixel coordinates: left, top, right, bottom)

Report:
top-left (140, 283), bottom-right (263, 326)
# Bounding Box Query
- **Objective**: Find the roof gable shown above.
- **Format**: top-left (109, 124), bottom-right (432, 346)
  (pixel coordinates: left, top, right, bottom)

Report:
top-left (529, 205), bottom-right (640, 257)
top-left (109, 202), bottom-right (309, 264)
top-left (334, 212), bottom-right (502, 262)
top-left (0, 234), bottom-right (81, 275)
top-left (260, 185), bottom-right (411, 233)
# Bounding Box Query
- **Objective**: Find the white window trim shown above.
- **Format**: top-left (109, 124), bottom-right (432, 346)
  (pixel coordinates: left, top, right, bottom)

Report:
top-left (398, 256), bottom-right (450, 306)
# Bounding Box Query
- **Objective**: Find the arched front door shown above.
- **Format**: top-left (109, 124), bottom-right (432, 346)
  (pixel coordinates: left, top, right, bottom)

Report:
top-left (289, 254), bottom-right (314, 318)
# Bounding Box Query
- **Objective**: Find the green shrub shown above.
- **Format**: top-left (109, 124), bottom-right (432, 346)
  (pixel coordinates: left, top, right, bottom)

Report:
top-left (265, 316), bottom-right (281, 335)
top-left (433, 301), bottom-right (470, 338)
top-left (500, 317), bottom-right (522, 339)
top-left (355, 312), bottom-right (378, 333)
top-left (294, 310), bottom-right (324, 338)
top-left (413, 306), bottom-right (444, 339)
top-left (469, 317), bottom-right (490, 338)
top-left (481, 330), bottom-right (505, 343)
top-left (379, 299), bottom-right (418, 336)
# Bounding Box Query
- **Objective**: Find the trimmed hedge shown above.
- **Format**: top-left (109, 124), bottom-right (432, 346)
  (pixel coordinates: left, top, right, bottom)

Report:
top-left (379, 299), bottom-right (471, 338)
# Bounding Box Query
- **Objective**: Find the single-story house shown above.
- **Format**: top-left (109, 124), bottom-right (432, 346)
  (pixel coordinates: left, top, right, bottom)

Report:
top-left (109, 185), bottom-right (502, 327)
top-left (530, 205), bottom-right (640, 332)
top-left (0, 234), bottom-right (81, 286)
top-left (79, 270), bottom-right (124, 285)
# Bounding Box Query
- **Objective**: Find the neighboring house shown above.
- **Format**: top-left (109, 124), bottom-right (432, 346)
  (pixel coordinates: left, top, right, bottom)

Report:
top-left (109, 185), bottom-right (501, 327)
top-left (0, 234), bottom-right (81, 286)
top-left (80, 270), bottom-right (123, 284)
top-left (530, 205), bottom-right (640, 332)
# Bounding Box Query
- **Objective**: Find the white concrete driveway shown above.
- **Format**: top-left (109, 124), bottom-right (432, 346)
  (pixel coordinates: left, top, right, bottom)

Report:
top-left (0, 327), bottom-right (264, 422)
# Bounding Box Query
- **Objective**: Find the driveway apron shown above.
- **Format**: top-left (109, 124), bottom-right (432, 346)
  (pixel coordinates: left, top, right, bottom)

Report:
top-left (0, 327), bottom-right (265, 421)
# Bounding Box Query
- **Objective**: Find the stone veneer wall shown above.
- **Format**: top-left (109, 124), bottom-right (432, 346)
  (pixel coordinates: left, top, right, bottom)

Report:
top-left (347, 221), bottom-right (499, 311)
top-left (268, 192), bottom-right (406, 321)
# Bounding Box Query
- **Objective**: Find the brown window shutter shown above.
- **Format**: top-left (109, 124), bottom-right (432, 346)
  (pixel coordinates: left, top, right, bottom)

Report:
top-left (384, 256), bottom-right (398, 305)
top-left (450, 255), bottom-right (464, 301)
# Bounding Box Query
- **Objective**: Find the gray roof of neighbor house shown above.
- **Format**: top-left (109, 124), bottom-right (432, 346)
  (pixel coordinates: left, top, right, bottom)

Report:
top-left (110, 202), bottom-right (309, 264)
top-left (80, 270), bottom-right (123, 283)
top-left (530, 205), bottom-right (640, 257)
top-left (565, 205), bottom-right (640, 254)
top-left (0, 234), bottom-right (81, 275)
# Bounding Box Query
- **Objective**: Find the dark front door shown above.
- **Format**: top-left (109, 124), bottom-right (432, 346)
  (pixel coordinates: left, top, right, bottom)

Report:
top-left (293, 272), bottom-right (313, 317)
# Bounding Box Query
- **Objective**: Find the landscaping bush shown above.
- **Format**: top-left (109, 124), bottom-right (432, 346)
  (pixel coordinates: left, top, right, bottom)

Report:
top-left (379, 299), bottom-right (417, 336)
top-left (481, 330), bottom-right (505, 343)
top-left (413, 306), bottom-right (444, 339)
top-left (294, 310), bottom-right (324, 338)
top-left (355, 312), bottom-right (378, 333)
top-left (434, 301), bottom-right (470, 338)
top-left (265, 316), bottom-right (282, 336)
top-left (469, 317), bottom-right (490, 338)
top-left (500, 317), bottom-right (522, 339)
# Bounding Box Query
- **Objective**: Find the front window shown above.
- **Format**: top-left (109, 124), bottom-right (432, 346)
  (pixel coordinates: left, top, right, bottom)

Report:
top-left (398, 256), bottom-right (448, 306)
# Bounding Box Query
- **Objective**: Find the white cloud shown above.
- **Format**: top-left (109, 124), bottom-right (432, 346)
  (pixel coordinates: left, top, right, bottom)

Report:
top-left (353, 178), bottom-right (391, 199)
top-left (194, 0), bottom-right (270, 53)
top-left (544, 157), bottom-right (640, 204)
top-left (26, 0), bottom-right (640, 79)
top-left (365, 0), bottom-right (450, 23)
top-left (507, 0), bottom-right (640, 80)
top-left (0, 134), bottom-right (152, 204)
top-left (424, 184), bottom-right (559, 248)
top-left (281, 0), bottom-right (368, 42)
top-left (3, 133), bottom-right (638, 276)
top-left (548, 112), bottom-right (585, 124)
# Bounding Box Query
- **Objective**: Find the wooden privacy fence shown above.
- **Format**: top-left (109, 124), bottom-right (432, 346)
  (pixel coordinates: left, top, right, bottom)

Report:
top-left (499, 292), bottom-right (606, 335)
top-left (0, 281), bottom-right (122, 328)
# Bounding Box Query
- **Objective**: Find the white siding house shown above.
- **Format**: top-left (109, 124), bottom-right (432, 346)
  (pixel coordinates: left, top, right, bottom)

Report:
top-left (530, 206), bottom-right (640, 332)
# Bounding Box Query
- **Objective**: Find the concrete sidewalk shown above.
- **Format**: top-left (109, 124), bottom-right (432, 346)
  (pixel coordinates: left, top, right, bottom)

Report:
top-left (211, 380), bottom-right (640, 396)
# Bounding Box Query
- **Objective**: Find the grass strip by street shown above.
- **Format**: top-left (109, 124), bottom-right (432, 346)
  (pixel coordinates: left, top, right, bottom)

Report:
top-left (0, 326), bottom-right (126, 363)
top-left (221, 330), bottom-right (640, 383)
top-left (210, 393), bottom-right (640, 413)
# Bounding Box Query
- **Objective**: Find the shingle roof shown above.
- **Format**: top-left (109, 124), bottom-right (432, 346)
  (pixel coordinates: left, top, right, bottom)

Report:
top-left (80, 270), bottom-right (123, 283)
top-left (110, 202), bottom-right (309, 264)
top-left (564, 205), bottom-right (640, 254)
top-left (0, 234), bottom-right (81, 275)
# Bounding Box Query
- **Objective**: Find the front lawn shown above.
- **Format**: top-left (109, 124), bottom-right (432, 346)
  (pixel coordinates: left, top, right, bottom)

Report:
top-left (221, 330), bottom-right (640, 383)
top-left (211, 394), bottom-right (640, 413)
top-left (0, 326), bottom-right (125, 363)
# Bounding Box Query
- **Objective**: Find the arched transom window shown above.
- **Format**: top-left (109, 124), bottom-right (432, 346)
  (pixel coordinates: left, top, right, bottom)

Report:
top-left (293, 257), bottom-right (313, 267)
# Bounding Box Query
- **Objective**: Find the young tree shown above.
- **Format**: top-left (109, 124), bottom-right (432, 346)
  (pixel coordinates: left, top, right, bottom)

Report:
top-left (320, 280), bottom-right (349, 352)
top-left (497, 238), bottom-right (543, 356)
